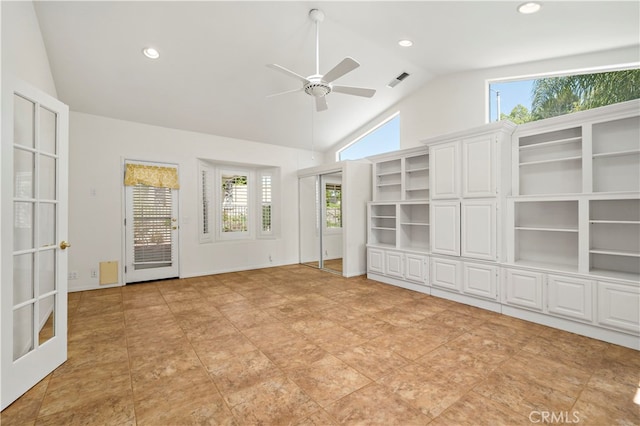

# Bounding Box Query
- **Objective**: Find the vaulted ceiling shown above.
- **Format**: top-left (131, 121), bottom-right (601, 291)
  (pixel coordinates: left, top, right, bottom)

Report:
top-left (34, 1), bottom-right (639, 151)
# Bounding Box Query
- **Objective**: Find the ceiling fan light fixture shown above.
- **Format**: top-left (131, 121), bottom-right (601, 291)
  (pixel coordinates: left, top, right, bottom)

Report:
top-left (142, 47), bottom-right (160, 59)
top-left (517, 2), bottom-right (541, 14)
top-left (398, 39), bottom-right (413, 47)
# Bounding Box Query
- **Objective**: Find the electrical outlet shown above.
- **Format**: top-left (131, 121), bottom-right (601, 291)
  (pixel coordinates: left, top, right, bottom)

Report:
top-left (68, 271), bottom-right (78, 280)
top-left (268, 254), bottom-right (273, 263)
top-left (90, 269), bottom-right (98, 279)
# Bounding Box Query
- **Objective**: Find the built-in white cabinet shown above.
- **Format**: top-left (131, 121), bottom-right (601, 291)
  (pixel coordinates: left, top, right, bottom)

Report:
top-left (430, 142), bottom-right (460, 199)
top-left (547, 274), bottom-right (593, 323)
top-left (463, 262), bottom-right (498, 300)
top-left (462, 135), bottom-right (496, 198)
top-left (597, 281), bottom-right (640, 334)
top-left (405, 253), bottom-right (429, 284)
top-left (461, 200), bottom-right (497, 261)
top-left (367, 247), bottom-right (385, 275)
top-left (431, 202), bottom-right (460, 256)
top-left (431, 257), bottom-right (461, 291)
top-left (365, 101), bottom-right (639, 349)
top-left (385, 250), bottom-right (404, 279)
top-left (503, 268), bottom-right (545, 311)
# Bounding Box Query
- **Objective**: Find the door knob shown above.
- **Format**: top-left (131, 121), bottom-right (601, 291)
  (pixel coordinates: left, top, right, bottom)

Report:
top-left (59, 241), bottom-right (71, 250)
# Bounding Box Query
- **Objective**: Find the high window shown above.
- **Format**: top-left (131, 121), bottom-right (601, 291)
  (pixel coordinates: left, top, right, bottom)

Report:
top-left (337, 113), bottom-right (400, 161)
top-left (489, 68), bottom-right (640, 124)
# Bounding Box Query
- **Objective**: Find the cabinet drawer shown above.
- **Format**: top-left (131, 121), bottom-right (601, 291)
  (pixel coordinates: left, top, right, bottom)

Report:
top-left (463, 262), bottom-right (498, 300)
top-left (597, 281), bottom-right (640, 334)
top-left (547, 275), bottom-right (594, 322)
top-left (503, 268), bottom-right (544, 311)
top-left (431, 258), bottom-right (461, 291)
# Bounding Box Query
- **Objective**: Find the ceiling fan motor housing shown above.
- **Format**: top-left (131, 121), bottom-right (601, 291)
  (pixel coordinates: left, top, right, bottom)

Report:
top-left (304, 77), bottom-right (332, 97)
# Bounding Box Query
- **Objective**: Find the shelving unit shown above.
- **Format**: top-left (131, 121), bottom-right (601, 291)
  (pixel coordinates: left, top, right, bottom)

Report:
top-left (374, 158), bottom-right (402, 201)
top-left (592, 116), bottom-right (640, 193)
top-left (404, 153), bottom-right (430, 200)
top-left (399, 202), bottom-right (430, 251)
top-left (513, 200), bottom-right (579, 271)
top-left (589, 198), bottom-right (640, 279)
top-left (515, 127), bottom-right (582, 196)
top-left (368, 203), bottom-right (397, 248)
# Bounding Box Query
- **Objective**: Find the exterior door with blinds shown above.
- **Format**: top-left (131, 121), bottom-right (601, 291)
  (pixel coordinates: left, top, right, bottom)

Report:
top-left (124, 163), bottom-right (179, 283)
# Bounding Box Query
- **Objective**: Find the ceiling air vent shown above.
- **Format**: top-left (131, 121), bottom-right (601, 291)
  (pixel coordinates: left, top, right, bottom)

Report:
top-left (387, 72), bottom-right (410, 88)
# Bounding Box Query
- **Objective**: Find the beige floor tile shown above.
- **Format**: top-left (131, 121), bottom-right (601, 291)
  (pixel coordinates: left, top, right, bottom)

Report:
top-left (226, 376), bottom-right (320, 424)
top-left (431, 391), bottom-right (530, 426)
top-left (288, 353), bottom-right (371, 407)
top-left (335, 342), bottom-right (410, 380)
top-left (325, 383), bottom-right (431, 425)
top-left (3, 265), bottom-right (638, 425)
top-left (208, 349), bottom-right (283, 397)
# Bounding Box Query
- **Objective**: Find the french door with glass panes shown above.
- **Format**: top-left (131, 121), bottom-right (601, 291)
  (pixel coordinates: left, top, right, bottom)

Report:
top-left (1, 77), bottom-right (69, 409)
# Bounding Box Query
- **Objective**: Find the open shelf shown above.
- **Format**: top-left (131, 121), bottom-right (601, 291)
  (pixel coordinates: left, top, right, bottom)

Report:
top-left (517, 126), bottom-right (583, 195)
top-left (589, 199), bottom-right (640, 277)
top-left (515, 226), bottom-right (578, 233)
top-left (592, 149), bottom-right (640, 159)
top-left (519, 156), bottom-right (581, 167)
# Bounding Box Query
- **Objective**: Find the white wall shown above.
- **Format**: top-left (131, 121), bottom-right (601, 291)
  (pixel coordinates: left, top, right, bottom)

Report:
top-left (68, 112), bottom-right (318, 291)
top-left (326, 46), bottom-right (639, 162)
top-left (1, 1), bottom-right (57, 97)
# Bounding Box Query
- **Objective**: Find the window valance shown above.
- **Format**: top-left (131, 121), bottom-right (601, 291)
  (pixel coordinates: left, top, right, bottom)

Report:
top-left (124, 163), bottom-right (179, 189)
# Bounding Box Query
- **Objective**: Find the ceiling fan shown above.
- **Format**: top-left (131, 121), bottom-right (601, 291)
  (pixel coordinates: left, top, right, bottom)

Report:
top-left (267, 8), bottom-right (376, 112)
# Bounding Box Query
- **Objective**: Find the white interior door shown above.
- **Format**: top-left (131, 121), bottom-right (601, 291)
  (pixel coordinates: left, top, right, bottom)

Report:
top-left (1, 77), bottom-right (69, 409)
top-left (124, 162), bottom-right (179, 283)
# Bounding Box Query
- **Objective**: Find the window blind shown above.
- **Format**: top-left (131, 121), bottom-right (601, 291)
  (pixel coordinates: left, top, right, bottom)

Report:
top-left (132, 185), bottom-right (173, 269)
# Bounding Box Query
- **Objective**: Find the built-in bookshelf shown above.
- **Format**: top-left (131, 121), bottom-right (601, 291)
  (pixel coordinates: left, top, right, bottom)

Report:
top-left (404, 153), bottom-right (430, 200)
top-left (374, 159), bottom-right (402, 201)
top-left (589, 198), bottom-right (640, 280)
top-left (399, 202), bottom-right (430, 251)
top-left (513, 200), bottom-right (579, 271)
top-left (368, 203), bottom-right (397, 247)
top-left (517, 127), bottom-right (582, 196)
top-left (592, 116), bottom-right (640, 193)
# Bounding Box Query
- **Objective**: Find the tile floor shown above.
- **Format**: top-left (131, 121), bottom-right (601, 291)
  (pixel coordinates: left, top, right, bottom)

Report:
top-left (2, 265), bottom-right (639, 425)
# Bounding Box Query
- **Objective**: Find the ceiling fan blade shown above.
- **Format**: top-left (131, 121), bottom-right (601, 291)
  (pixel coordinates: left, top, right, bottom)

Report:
top-left (266, 88), bottom-right (303, 98)
top-left (332, 85), bottom-right (376, 98)
top-left (315, 96), bottom-right (328, 112)
top-left (266, 64), bottom-right (309, 84)
top-left (323, 57), bottom-right (359, 83)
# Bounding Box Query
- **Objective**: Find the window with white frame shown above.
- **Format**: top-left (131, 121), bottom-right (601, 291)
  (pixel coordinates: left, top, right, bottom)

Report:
top-left (198, 161), bottom-right (279, 242)
top-left (325, 183), bottom-right (342, 229)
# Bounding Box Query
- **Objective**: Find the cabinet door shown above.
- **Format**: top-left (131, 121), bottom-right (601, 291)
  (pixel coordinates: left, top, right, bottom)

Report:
top-left (385, 251), bottom-right (404, 279)
top-left (462, 136), bottom-right (496, 197)
top-left (431, 202), bottom-right (460, 256)
top-left (503, 268), bottom-right (544, 311)
top-left (463, 262), bottom-right (498, 300)
top-left (367, 248), bottom-right (385, 274)
top-left (547, 275), bottom-right (594, 322)
top-left (461, 200), bottom-right (496, 261)
top-left (405, 253), bottom-right (427, 284)
top-left (430, 142), bottom-right (459, 199)
top-left (431, 257), bottom-right (461, 291)
top-left (597, 281), bottom-right (640, 334)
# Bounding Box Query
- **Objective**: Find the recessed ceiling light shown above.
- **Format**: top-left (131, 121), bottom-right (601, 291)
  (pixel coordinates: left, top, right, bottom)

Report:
top-left (142, 47), bottom-right (160, 59)
top-left (398, 39), bottom-right (413, 47)
top-left (517, 2), bottom-right (541, 14)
